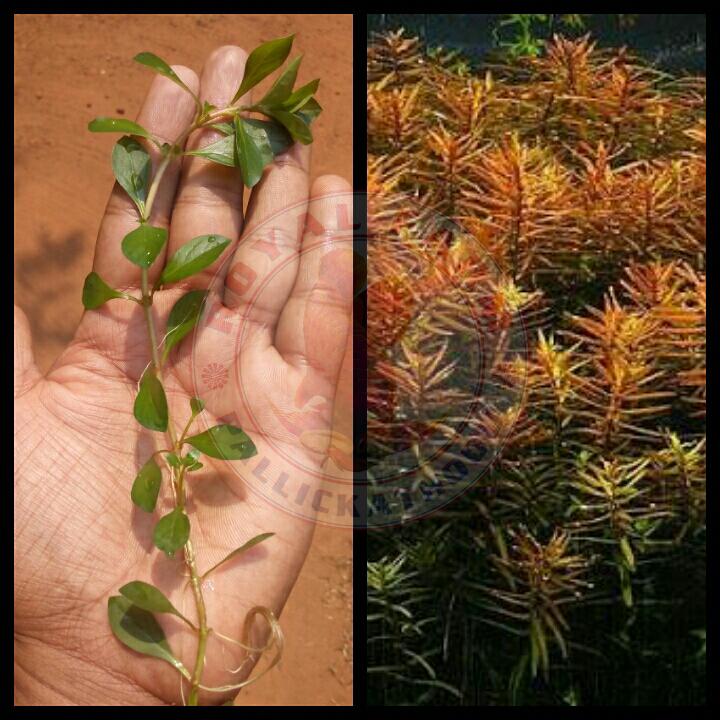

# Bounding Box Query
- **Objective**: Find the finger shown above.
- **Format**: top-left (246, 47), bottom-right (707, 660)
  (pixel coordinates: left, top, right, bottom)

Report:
top-left (274, 175), bottom-right (353, 387)
top-left (167, 46), bottom-right (249, 292)
top-left (14, 305), bottom-right (41, 397)
top-left (223, 143), bottom-right (311, 337)
top-left (93, 66), bottom-right (199, 288)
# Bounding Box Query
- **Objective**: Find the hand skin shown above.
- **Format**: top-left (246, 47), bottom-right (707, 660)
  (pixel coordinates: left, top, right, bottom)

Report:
top-left (14, 46), bottom-right (352, 706)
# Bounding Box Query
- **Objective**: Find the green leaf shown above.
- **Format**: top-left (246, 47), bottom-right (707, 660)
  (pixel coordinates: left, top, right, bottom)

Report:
top-left (257, 55), bottom-right (302, 107)
top-left (211, 122), bottom-right (235, 135)
top-left (619, 564), bottom-right (634, 608)
top-left (88, 117), bottom-right (151, 138)
top-left (119, 580), bottom-right (193, 626)
top-left (529, 616), bottom-right (548, 678)
top-left (160, 234), bottom-right (232, 285)
top-left (81, 272), bottom-right (126, 309)
top-left (121, 225), bottom-right (167, 268)
top-left (281, 78), bottom-right (319, 112)
top-left (182, 448), bottom-right (202, 467)
top-left (165, 452), bottom-right (181, 469)
top-left (153, 507), bottom-right (190, 557)
top-left (134, 52), bottom-right (197, 100)
top-left (130, 457), bottom-right (162, 512)
top-left (202, 532), bottom-right (274, 579)
top-left (186, 134), bottom-right (236, 167)
top-left (134, 367), bottom-right (168, 432)
top-left (234, 116), bottom-right (270, 188)
top-left (162, 290), bottom-right (207, 362)
top-left (107, 596), bottom-right (187, 676)
top-left (296, 97), bottom-right (322, 125)
top-left (535, 620), bottom-right (548, 677)
top-left (243, 118), bottom-right (293, 156)
top-left (190, 397), bottom-right (205, 415)
top-left (263, 108), bottom-right (312, 145)
top-left (508, 653), bottom-right (529, 705)
top-left (243, 120), bottom-right (276, 164)
top-left (185, 424), bottom-right (257, 461)
top-left (112, 136), bottom-right (151, 216)
top-left (187, 121), bottom-right (293, 169)
top-left (181, 449), bottom-right (204, 472)
top-left (619, 536), bottom-right (636, 571)
top-left (232, 34), bottom-right (294, 102)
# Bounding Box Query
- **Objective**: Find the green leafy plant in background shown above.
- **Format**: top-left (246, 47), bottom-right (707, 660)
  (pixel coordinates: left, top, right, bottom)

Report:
top-left (368, 27), bottom-right (705, 706)
top-left (493, 14), bottom-right (555, 58)
top-left (492, 14), bottom-right (638, 58)
top-left (82, 35), bottom-right (320, 706)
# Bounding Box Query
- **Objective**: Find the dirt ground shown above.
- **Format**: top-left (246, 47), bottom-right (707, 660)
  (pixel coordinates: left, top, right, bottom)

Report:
top-left (14, 13), bottom-right (353, 706)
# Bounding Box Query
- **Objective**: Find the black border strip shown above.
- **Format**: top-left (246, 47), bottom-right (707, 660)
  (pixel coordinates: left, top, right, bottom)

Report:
top-left (351, 9), bottom-right (368, 712)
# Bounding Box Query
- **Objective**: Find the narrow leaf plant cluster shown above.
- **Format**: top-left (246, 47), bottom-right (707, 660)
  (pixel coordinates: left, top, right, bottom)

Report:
top-left (367, 29), bottom-right (705, 705)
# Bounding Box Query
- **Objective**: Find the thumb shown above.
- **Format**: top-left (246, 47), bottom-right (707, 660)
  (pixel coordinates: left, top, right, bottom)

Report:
top-left (14, 305), bottom-right (41, 397)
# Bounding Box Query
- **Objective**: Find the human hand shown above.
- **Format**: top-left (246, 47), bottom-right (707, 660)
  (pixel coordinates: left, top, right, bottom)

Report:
top-left (14, 45), bottom-right (352, 706)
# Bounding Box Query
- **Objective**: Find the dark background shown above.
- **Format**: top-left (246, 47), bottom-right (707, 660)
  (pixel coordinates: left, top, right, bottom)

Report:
top-left (368, 14), bottom-right (706, 74)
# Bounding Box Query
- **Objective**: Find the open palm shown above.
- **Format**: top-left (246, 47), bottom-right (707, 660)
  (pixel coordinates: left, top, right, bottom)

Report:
top-left (14, 46), bottom-right (352, 706)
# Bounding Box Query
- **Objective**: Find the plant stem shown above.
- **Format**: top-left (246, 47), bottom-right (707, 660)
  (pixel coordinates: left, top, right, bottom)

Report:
top-left (140, 263), bottom-right (209, 703)
top-left (185, 538), bottom-right (209, 706)
top-left (142, 106), bottom-right (240, 223)
top-left (143, 123), bottom-right (196, 222)
top-left (140, 239), bottom-right (210, 705)
top-left (143, 153), bottom-right (173, 223)
top-left (178, 413), bottom-right (197, 447)
top-left (172, 463), bottom-right (210, 704)
top-left (140, 268), bottom-right (162, 369)
top-left (140, 267), bottom-right (179, 450)
top-left (136, 101), bottom-right (254, 704)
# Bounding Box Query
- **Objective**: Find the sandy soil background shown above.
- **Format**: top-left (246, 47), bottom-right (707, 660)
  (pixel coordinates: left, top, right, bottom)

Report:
top-left (14, 13), bottom-right (352, 706)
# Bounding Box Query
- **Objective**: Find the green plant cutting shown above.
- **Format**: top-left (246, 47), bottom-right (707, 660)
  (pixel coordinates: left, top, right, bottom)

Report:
top-left (82, 35), bottom-right (321, 706)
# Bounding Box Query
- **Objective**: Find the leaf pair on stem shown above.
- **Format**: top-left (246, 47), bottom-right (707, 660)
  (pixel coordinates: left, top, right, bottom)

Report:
top-left (90, 34), bottom-right (321, 190)
top-left (107, 531), bottom-right (275, 677)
